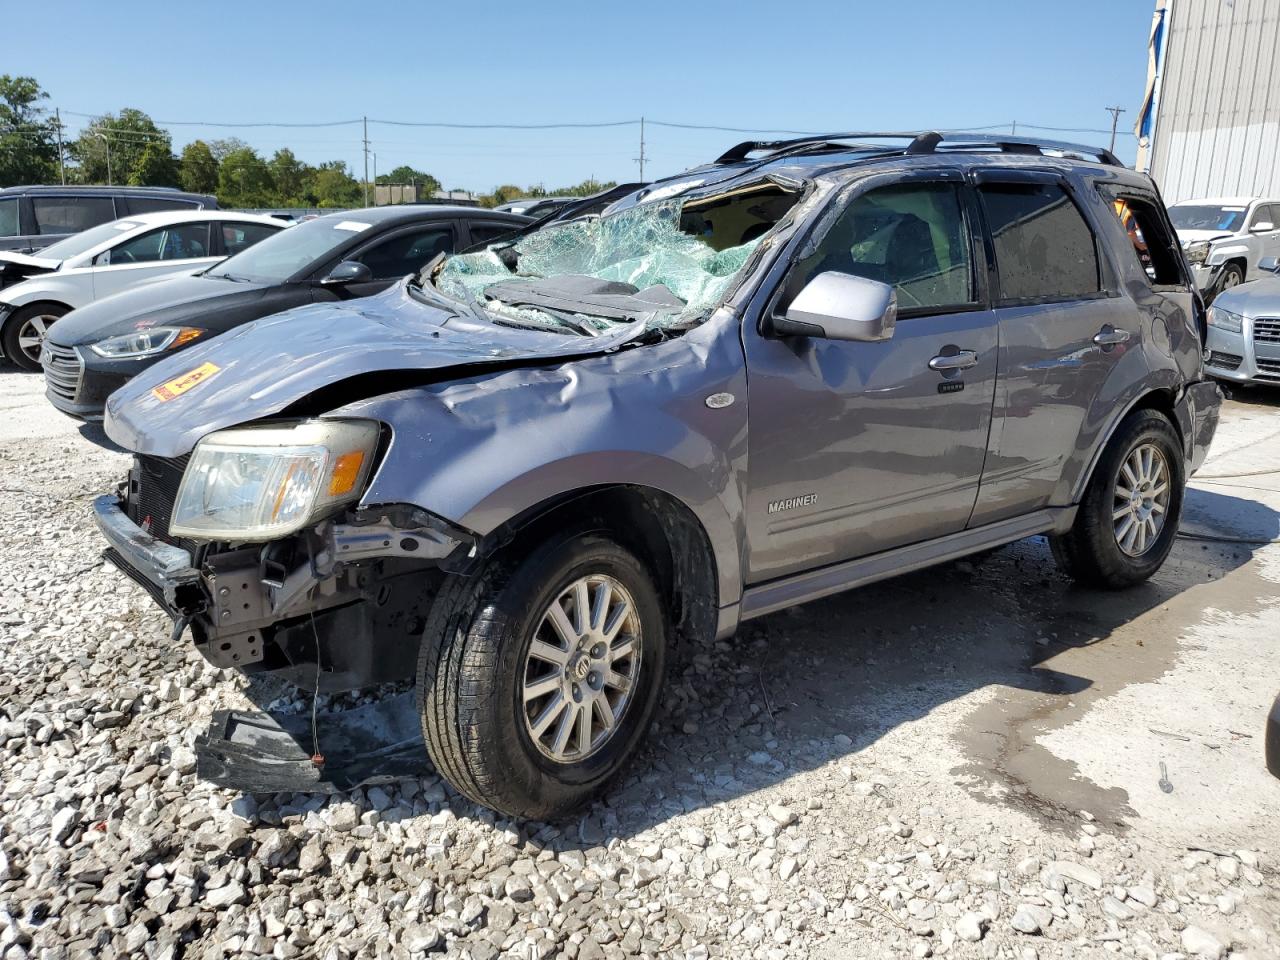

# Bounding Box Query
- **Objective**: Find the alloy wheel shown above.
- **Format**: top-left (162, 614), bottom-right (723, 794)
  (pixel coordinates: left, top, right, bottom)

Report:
top-left (1113, 442), bottom-right (1171, 557)
top-left (17, 313), bottom-right (58, 367)
top-left (522, 574), bottom-right (642, 763)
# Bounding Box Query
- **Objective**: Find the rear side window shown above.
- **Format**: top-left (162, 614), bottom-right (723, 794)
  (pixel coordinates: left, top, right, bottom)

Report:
top-left (125, 196), bottom-right (200, 215)
top-left (978, 183), bottom-right (1099, 302)
top-left (1103, 192), bottom-right (1184, 287)
top-left (32, 196), bottom-right (117, 235)
top-left (220, 221), bottom-right (280, 256)
top-left (0, 198), bottom-right (17, 237)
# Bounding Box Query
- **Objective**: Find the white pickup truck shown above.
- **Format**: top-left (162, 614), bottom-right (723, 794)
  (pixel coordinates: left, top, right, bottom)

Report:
top-left (1169, 197), bottom-right (1280, 301)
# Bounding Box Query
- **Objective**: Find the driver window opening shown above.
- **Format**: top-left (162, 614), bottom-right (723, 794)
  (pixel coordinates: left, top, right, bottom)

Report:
top-left (785, 182), bottom-right (975, 314)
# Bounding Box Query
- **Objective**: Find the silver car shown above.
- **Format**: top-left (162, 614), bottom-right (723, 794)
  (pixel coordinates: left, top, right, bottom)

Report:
top-left (91, 132), bottom-right (1221, 818)
top-left (1204, 257), bottom-right (1280, 386)
top-left (1169, 197), bottom-right (1280, 300)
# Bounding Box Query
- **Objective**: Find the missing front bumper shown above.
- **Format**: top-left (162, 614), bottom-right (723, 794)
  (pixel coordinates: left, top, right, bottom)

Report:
top-left (196, 691), bottom-right (430, 793)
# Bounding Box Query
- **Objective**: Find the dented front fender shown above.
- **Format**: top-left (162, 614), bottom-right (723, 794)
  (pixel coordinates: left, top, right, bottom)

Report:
top-left (333, 308), bottom-right (750, 606)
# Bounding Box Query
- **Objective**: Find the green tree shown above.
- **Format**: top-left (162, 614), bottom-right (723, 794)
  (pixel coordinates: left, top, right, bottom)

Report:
top-left (129, 141), bottom-right (179, 187)
top-left (305, 161), bottom-right (362, 208)
top-left (72, 108), bottom-right (169, 185)
top-left (207, 137), bottom-right (250, 162)
top-left (269, 148), bottom-right (308, 204)
top-left (377, 165), bottom-right (441, 195)
top-left (217, 148), bottom-right (274, 206)
top-left (0, 75), bottom-right (58, 187)
top-left (179, 140), bottom-right (219, 194)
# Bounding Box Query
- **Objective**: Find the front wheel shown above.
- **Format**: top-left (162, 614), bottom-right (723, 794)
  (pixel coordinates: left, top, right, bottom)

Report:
top-left (1051, 409), bottom-right (1184, 589)
top-left (417, 528), bottom-right (668, 819)
top-left (2, 303), bottom-right (68, 372)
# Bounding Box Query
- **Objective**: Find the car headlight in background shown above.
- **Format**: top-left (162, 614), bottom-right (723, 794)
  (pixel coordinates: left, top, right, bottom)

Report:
top-left (90, 326), bottom-right (206, 358)
top-left (1207, 306), bottom-right (1244, 334)
top-left (170, 419), bottom-right (380, 541)
top-left (1184, 241), bottom-right (1211, 265)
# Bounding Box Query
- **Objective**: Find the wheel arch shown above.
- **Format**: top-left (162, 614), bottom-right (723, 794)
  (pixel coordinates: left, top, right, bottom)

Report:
top-left (1068, 384), bottom-right (1188, 504)
top-left (468, 482), bottom-right (724, 654)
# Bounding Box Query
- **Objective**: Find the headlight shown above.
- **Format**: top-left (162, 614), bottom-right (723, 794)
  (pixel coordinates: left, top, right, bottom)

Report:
top-left (1184, 241), bottom-right (1211, 265)
top-left (90, 326), bottom-right (206, 358)
top-left (169, 420), bottom-right (380, 541)
top-left (1207, 306), bottom-right (1244, 334)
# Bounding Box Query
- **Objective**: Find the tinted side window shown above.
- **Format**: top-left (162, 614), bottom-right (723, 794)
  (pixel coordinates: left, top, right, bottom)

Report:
top-left (979, 183), bottom-right (1099, 302)
top-left (32, 196), bottom-right (117, 235)
top-left (125, 197), bottom-right (200, 215)
top-left (0, 198), bottom-right (17, 237)
top-left (109, 223), bottom-right (210, 263)
top-left (469, 223), bottom-right (518, 246)
top-left (791, 181), bottom-right (975, 312)
top-left (220, 222), bottom-right (280, 256)
top-left (355, 226), bottom-right (454, 280)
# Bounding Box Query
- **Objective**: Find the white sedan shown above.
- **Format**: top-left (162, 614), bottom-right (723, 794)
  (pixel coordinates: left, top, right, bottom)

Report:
top-left (0, 210), bottom-right (284, 370)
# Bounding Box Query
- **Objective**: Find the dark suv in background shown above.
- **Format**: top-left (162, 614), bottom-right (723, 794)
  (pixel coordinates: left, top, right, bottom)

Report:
top-left (0, 185), bottom-right (218, 254)
top-left (93, 132), bottom-right (1220, 819)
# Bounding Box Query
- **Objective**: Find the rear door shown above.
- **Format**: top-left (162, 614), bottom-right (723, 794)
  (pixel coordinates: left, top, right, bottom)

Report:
top-left (968, 171), bottom-right (1137, 525)
top-left (90, 221), bottom-right (218, 300)
top-left (743, 172), bottom-right (999, 581)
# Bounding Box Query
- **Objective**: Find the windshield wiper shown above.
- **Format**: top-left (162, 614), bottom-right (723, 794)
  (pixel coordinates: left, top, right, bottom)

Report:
top-left (209, 272), bottom-right (253, 283)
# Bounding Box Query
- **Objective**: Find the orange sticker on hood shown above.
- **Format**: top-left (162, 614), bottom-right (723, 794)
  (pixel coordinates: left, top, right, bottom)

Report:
top-left (152, 362), bottom-right (221, 402)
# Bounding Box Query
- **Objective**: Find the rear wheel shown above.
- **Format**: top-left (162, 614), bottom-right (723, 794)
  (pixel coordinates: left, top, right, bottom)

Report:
top-left (1051, 409), bottom-right (1184, 588)
top-left (417, 527), bottom-right (667, 819)
top-left (2, 303), bottom-right (68, 372)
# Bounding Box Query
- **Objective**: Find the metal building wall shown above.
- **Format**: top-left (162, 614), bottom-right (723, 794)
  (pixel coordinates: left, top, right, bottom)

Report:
top-left (1150, 0), bottom-right (1280, 203)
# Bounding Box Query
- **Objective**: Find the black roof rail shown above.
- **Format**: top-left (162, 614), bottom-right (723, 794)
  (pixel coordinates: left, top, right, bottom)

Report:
top-left (923, 132), bottom-right (1124, 167)
top-left (714, 130), bottom-right (1123, 168)
top-left (714, 132), bottom-right (925, 165)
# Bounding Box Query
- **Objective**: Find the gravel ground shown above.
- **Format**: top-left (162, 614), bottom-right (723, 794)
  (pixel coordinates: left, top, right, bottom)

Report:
top-left (1, 369), bottom-right (1278, 960)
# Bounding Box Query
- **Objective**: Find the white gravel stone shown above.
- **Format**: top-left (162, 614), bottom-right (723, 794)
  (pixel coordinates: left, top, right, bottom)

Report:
top-left (1180, 925), bottom-right (1227, 959)
top-left (956, 912), bottom-right (986, 942)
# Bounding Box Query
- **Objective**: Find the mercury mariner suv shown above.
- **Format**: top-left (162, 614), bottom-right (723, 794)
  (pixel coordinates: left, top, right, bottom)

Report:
top-left (92, 132), bottom-right (1221, 819)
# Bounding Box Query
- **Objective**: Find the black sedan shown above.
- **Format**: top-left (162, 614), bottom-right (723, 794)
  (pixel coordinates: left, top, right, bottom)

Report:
top-left (41, 205), bottom-right (530, 419)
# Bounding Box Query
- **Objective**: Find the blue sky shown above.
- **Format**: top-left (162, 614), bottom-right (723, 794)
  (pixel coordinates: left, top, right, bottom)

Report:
top-left (7, 0), bottom-right (1155, 191)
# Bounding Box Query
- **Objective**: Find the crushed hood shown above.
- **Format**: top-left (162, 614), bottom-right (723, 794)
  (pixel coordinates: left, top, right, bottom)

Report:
top-left (104, 281), bottom-right (652, 457)
top-left (0, 251), bottom-right (61, 291)
top-left (1175, 229), bottom-right (1234, 246)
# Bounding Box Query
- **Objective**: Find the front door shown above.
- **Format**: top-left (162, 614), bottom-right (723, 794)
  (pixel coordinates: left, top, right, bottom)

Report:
top-left (743, 174), bottom-right (999, 583)
top-left (92, 222), bottom-right (219, 300)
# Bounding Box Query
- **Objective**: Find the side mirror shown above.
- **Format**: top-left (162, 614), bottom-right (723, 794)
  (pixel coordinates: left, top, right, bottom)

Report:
top-left (1251, 221), bottom-right (1275, 234)
top-left (772, 271), bottom-right (896, 342)
top-left (1260, 256), bottom-right (1280, 274)
top-left (320, 260), bottom-right (373, 286)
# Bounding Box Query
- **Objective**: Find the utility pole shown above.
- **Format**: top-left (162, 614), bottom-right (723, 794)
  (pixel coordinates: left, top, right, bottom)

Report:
top-left (1105, 106), bottom-right (1127, 154)
top-left (53, 109), bottom-right (66, 185)
top-left (372, 153), bottom-right (378, 205)
top-left (635, 116), bottom-right (647, 181)
top-left (95, 132), bottom-right (113, 186)
top-left (362, 116), bottom-right (370, 207)
top-left (1011, 120), bottom-right (1017, 135)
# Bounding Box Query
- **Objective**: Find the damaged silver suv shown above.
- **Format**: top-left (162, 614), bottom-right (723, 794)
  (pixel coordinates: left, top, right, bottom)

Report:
top-left (94, 132), bottom-right (1221, 819)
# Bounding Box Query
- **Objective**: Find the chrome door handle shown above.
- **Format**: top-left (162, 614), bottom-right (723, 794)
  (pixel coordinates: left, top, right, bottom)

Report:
top-left (928, 350), bottom-right (978, 371)
top-left (1093, 326), bottom-right (1131, 346)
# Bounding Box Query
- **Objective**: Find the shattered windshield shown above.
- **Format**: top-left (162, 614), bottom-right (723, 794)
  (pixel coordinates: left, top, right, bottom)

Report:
top-left (432, 183), bottom-right (797, 336)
